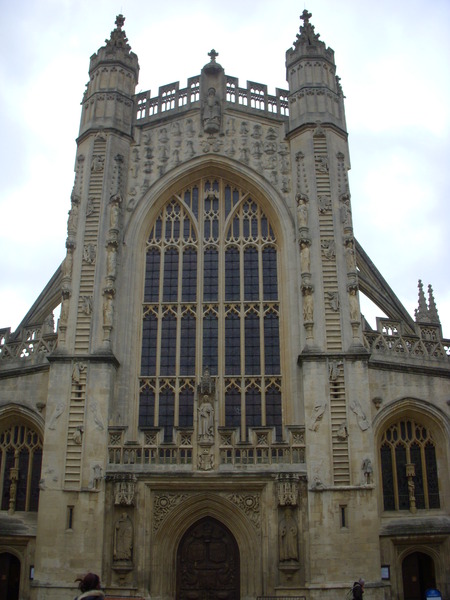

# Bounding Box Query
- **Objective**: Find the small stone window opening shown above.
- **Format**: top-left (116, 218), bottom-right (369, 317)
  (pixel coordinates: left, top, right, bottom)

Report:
top-left (67, 505), bottom-right (74, 530)
top-left (340, 504), bottom-right (348, 528)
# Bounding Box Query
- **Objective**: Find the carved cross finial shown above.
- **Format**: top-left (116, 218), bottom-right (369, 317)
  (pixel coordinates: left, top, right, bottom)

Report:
top-left (301, 9), bottom-right (312, 25)
top-left (208, 49), bottom-right (219, 63)
top-left (115, 14), bottom-right (125, 30)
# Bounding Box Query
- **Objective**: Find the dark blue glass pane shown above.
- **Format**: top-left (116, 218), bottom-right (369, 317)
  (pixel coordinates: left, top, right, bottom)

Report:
top-left (160, 315), bottom-right (177, 375)
top-left (262, 247), bottom-right (278, 300)
top-left (225, 313), bottom-right (240, 375)
top-left (180, 315), bottom-right (196, 375)
top-left (159, 389), bottom-right (174, 441)
top-left (380, 444), bottom-right (395, 510)
top-left (202, 313), bottom-right (218, 375)
top-left (139, 387), bottom-right (155, 427)
top-left (245, 313), bottom-right (260, 374)
top-left (244, 247), bottom-right (259, 300)
top-left (163, 249), bottom-right (179, 302)
top-left (260, 216), bottom-right (268, 238)
top-left (425, 443), bottom-right (440, 508)
top-left (182, 249), bottom-right (197, 302)
top-left (225, 388), bottom-right (241, 428)
top-left (225, 247), bottom-right (240, 301)
top-left (410, 443), bottom-right (424, 509)
top-left (141, 314), bottom-right (158, 376)
top-left (144, 249), bottom-right (160, 303)
top-left (395, 445), bottom-right (408, 510)
top-left (16, 449), bottom-right (29, 511)
top-left (266, 386), bottom-right (282, 440)
top-left (225, 185), bottom-right (231, 218)
top-left (192, 187), bottom-right (199, 219)
top-left (154, 217), bottom-right (162, 241)
top-left (1, 450), bottom-right (14, 510)
top-left (179, 388), bottom-right (194, 427)
top-left (204, 248), bottom-right (218, 301)
top-left (264, 313), bottom-right (280, 374)
top-left (246, 387), bottom-right (261, 428)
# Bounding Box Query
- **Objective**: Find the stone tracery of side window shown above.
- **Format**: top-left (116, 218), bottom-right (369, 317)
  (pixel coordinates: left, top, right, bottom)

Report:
top-left (139, 177), bottom-right (282, 443)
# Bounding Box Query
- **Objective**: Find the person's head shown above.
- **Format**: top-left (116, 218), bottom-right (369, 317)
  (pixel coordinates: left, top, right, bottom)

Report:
top-left (359, 578), bottom-right (365, 587)
top-left (76, 572), bottom-right (101, 592)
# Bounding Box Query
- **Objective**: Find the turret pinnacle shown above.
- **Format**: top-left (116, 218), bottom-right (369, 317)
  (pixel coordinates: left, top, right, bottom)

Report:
top-left (414, 279), bottom-right (440, 324)
top-left (89, 14), bottom-right (139, 80)
top-left (294, 9), bottom-right (322, 47)
top-left (104, 14), bottom-right (132, 53)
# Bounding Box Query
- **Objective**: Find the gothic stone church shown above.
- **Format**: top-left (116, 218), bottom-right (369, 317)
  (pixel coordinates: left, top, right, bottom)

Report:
top-left (0, 11), bottom-right (449, 600)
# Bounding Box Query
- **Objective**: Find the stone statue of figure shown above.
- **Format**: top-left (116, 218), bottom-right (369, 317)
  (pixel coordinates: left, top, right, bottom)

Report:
top-left (348, 286), bottom-right (359, 321)
top-left (279, 507), bottom-right (299, 562)
top-left (302, 287), bottom-right (314, 323)
top-left (362, 458), bottom-right (373, 484)
top-left (198, 396), bottom-right (214, 441)
top-left (202, 87), bottom-right (221, 133)
top-left (300, 240), bottom-right (311, 274)
top-left (114, 512), bottom-right (133, 561)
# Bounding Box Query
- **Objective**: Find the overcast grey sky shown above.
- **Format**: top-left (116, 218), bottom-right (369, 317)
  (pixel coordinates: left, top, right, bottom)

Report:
top-left (1, 0), bottom-right (449, 337)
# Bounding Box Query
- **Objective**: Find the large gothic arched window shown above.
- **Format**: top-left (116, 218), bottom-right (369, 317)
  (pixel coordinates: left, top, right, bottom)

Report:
top-left (0, 423), bottom-right (42, 512)
top-left (139, 178), bottom-right (282, 441)
top-left (380, 418), bottom-right (440, 511)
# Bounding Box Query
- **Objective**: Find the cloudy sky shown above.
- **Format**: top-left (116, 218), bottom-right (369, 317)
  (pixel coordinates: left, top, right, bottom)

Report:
top-left (1, 0), bottom-right (449, 338)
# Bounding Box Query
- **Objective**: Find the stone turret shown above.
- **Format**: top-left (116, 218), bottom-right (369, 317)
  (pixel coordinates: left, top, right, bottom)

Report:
top-left (286, 10), bottom-right (346, 132)
top-left (79, 15), bottom-right (140, 137)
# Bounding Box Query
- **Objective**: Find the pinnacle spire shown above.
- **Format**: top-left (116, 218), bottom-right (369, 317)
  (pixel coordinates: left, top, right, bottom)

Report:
top-left (294, 9), bottom-right (322, 48)
top-left (104, 14), bottom-right (131, 53)
top-left (427, 284), bottom-right (440, 324)
top-left (414, 280), bottom-right (441, 324)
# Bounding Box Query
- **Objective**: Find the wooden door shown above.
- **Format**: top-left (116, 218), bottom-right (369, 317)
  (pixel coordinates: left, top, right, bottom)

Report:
top-left (177, 517), bottom-right (240, 599)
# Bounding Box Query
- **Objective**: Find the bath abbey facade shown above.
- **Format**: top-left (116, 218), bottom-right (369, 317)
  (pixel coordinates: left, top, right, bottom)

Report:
top-left (0, 11), bottom-right (449, 600)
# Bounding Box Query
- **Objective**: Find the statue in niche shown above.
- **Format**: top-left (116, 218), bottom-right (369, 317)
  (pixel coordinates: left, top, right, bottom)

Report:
top-left (302, 286), bottom-right (314, 323)
top-left (318, 195), bottom-right (331, 213)
top-left (198, 395), bottom-right (215, 442)
top-left (345, 238), bottom-right (356, 272)
top-left (348, 285), bottom-right (360, 321)
top-left (362, 458), bottom-right (373, 484)
top-left (299, 239), bottom-right (311, 274)
top-left (279, 507), bottom-right (299, 562)
top-left (107, 246), bottom-right (118, 279)
top-left (67, 203), bottom-right (79, 234)
top-left (59, 291), bottom-right (71, 325)
top-left (202, 87), bottom-right (221, 134)
top-left (114, 512), bottom-right (133, 562)
top-left (296, 194), bottom-right (309, 230)
top-left (103, 291), bottom-right (114, 329)
top-left (109, 198), bottom-right (121, 230)
top-left (62, 250), bottom-right (73, 279)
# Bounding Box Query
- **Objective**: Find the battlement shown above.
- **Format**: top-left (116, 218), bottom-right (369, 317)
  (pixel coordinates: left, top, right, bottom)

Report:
top-left (135, 75), bottom-right (289, 124)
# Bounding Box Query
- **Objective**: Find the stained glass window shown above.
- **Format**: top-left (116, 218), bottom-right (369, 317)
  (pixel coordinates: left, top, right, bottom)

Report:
top-left (139, 177), bottom-right (282, 441)
top-left (380, 418), bottom-right (440, 511)
top-left (0, 424), bottom-right (42, 512)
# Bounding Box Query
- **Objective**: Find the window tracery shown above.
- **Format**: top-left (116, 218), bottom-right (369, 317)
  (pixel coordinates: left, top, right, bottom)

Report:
top-left (139, 178), bottom-right (282, 441)
top-left (0, 423), bottom-right (42, 513)
top-left (380, 418), bottom-right (440, 511)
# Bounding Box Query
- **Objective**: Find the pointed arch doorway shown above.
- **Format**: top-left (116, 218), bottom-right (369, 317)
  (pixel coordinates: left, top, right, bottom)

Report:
top-left (0, 553), bottom-right (21, 600)
top-left (176, 516), bottom-right (240, 599)
top-left (402, 552), bottom-right (436, 600)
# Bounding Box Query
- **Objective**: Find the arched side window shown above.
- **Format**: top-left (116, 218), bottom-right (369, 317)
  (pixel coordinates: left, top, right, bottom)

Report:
top-left (0, 424), bottom-right (42, 513)
top-left (380, 419), bottom-right (440, 511)
top-left (139, 178), bottom-right (282, 441)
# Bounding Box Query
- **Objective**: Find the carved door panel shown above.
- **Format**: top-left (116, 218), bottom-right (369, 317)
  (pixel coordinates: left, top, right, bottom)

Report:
top-left (177, 517), bottom-right (240, 600)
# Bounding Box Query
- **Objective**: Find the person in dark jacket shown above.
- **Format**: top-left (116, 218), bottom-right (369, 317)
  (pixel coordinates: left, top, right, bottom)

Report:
top-left (74, 573), bottom-right (105, 600)
top-left (352, 578), bottom-right (365, 600)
